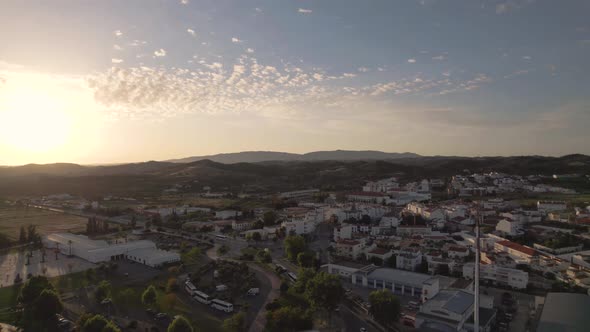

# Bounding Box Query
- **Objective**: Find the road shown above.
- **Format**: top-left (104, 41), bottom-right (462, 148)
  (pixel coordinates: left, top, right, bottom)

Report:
top-left (481, 286), bottom-right (535, 332)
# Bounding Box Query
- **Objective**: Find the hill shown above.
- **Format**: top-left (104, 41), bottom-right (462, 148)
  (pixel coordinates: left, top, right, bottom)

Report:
top-left (165, 150), bottom-right (421, 163)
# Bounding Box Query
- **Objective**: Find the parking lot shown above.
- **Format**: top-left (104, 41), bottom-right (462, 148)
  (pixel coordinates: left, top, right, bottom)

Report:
top-left (481, 286), bottom-right (536, 332)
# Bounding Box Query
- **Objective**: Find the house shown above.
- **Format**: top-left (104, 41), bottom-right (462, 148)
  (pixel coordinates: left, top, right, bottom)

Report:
top-left (495, 218), bottom-right (523, 236)
top-left (333, 224), bottom-right (354, 240)
top-left (366, 247), bottom-right (393, 262)
top-left (281, 218), bottom-right (316, 235)
top-left (463, 263), bottom-right (528, 289)
top-left (380, 213), bottom-right (400, 227)
top-left (362, 177), bottom-right (399, 192)
top-left (232, 219), bottom-right (255, 231)
top-left (494, 240), bottom-right (538, 264)
top-left (335, 239), bottom-right (364, 260)
top-left (447, 245), bottom-right (470, 259)
top-left (397, 225), bottom-right (432, 236)
top-left (396, 249), bottom-right (423, 271)
top-left (278, 189), bottom-right (320, 199)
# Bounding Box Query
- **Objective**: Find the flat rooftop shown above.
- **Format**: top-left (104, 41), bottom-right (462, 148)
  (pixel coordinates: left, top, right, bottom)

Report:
top-left (537, 293), bottom-right (590, 332)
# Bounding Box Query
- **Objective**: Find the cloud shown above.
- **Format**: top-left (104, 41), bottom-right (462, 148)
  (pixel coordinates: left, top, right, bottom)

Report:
top-left (154, 49), bottom-right (167, 57)
top-left (231, 37), bottom-right (243, 43)
top-left (342, 73), bottom-right (357, 78)
top-left (407, 59), bottom-right (416, 63)
top-left (432, 55), bottom-right (447, 61)
top-left (114, 30), bottom-right (123, 37)
top-left (298, 8), bottom-right (313, 14)
top-left (111, 58), bottom-right (124, 64)
top-left (113, 44), bottom-right (123, 51)
top-left (187, 29), bottom-right (196, 37)
top-left (504, 69), bottom-right (532, 79)
top-left (522, 55), bottom-right (532, 60)
top-left (180, 0), bottom-right (189, 4)
top-left (357, 67), bottom-right (370, 73)
top-left (129, 40), bottom-right (148, 47)
top-left (246, 48), bottom-right (255, 53)
top-left (495, 0), bottom-right (536, 14)
top-left (255, 7), bottom-right (262, 13)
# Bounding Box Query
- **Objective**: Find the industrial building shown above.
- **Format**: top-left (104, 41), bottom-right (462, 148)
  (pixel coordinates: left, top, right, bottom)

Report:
top-left (44, 233), bottom-right (180, 267)
top-left (327, 263), bottom-right (441, 302)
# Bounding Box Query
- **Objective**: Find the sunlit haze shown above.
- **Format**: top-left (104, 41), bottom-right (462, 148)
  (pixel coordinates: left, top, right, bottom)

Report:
top-left (1, 0), bottom-right (589, 165)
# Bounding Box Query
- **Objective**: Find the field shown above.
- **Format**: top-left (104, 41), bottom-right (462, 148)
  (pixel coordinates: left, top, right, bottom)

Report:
top-left (0, 205), bottom-right (87, 241)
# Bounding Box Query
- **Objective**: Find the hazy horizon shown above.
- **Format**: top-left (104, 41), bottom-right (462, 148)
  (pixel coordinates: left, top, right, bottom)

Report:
top-left (1, 0), bottom-right (589, 165)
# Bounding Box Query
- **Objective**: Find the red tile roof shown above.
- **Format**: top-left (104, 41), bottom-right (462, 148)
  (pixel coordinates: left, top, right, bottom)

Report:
top-left (338, 239), bottom-right (361, 246)
top-left (496, 240), bottom-right (537, 256)
top-left (448, 246), bottom-right (468, 253)
top-left (369, 247), bottom-right (390, 255)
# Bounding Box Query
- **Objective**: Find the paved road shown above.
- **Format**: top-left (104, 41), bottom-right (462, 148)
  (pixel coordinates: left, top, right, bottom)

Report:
top-left (481, 286), bottom-right (535, 332)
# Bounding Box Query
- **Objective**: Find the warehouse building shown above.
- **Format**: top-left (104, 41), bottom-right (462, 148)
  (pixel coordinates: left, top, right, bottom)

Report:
top-left (44, 233), bottom-right (180, 267)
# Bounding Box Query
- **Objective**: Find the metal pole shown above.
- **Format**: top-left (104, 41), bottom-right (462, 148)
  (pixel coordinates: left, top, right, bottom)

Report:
top-left (474, 212), bottom-right (481, 332)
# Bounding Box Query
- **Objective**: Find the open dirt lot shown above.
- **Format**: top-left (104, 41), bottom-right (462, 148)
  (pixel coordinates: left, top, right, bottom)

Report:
top-left (0, 205), bottom-right (87, 241)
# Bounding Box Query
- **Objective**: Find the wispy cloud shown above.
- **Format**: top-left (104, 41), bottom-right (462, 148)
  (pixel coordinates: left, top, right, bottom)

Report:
top-left (246, 48), bottom-right (255, 53)
top-left (111, 58), bottom-right (124, 64)
top-left (180, 0), bottom-right (189, 5)
top-left (432, 55), bottom-right (447, 61)
top-left (255, 7), bottom-right (262, 13)
top-left (298, 8), bottom-right (313, 14)
top-left (522, 55), bottom-right (532, 60)
top-left (113, 44), bottom-right (123, 51)
top-left (495, 0), bottom-right (536, 14)
top-left (504, 69), bottom-right (532, 79)
top-left (407, 59), bottom-right (416, 63)
top-left (114, 30), bottom-right (123, 37)
top-left (187, 29), bottom-right (196, 37)
top-left (357, 67), bottom-right (370, 73)
top-left (129, 40), bottom-right (148, 47)
top-left (154, 49), bottom-right (167, 57)
top-left (231, 37), bottom-right (243, 43)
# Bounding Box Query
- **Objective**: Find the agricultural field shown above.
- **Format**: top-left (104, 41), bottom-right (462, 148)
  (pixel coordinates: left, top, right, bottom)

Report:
top-left (0, 205), bottom-right (87, 241)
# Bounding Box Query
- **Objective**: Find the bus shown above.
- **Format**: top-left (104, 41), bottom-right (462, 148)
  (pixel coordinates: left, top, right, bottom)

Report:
top-left (193, 290), bottom-right (212, 305)
top-left (287, 272), bottom-right (298, 282)
top-left (211, 299), bottom-right (234, 313)
top-left (184, 281), bottom-right (197, 296)
top-left (215, 234), bottom-right (228, 240)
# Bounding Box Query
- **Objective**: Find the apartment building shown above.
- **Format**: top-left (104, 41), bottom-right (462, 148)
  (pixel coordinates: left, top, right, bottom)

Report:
top-left (463, 263), bottom-right (528, 289)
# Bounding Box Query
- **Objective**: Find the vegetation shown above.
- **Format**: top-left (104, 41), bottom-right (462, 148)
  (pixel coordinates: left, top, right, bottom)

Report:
top-left (167, 315), bottom-right (194, 332)
top-left (304, 272), bottom-right (344, 313)
top-left (142, 285), bottom-right (158, 308)
top-left (95, 280), bottom-right (112, 303)
top-left (17, 276), bottom-right (63, 331)
top-left (266, 306), bottom-right (313, 332)
top-left (368, 290), bottom-right (401, 327)
top-left (79, 313), bottom-right (121, 332)
top-left (284, 235), bottom-right (306, 262)
top-left (222, 312), bottom-right (246, 332)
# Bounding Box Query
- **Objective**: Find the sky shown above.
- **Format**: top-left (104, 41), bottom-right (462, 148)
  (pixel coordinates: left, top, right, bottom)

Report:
top-left (0, 0), bottom-right (589, 165)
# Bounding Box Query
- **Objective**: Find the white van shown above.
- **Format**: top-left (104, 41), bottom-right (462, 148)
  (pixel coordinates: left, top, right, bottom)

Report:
top-left (247, 288), bottom-right (260, 296)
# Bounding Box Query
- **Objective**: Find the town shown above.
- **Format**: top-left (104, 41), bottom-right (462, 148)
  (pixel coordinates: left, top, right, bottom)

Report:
top-left (1, 168), bottom-right (589, 332)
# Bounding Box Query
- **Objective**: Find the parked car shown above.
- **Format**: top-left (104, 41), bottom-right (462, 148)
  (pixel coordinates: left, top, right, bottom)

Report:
top-left (247, 288), bottom-right (260, 296)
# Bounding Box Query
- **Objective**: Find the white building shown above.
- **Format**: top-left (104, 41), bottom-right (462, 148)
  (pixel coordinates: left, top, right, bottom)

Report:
top-left (216, 210), bottom-right (242, 220)
top-left (347, 192), bottom-right (389, 204)
top-left (232, 219), bottom-right (255, 231)
top-left (495, 218), bottom-right (523, 236)
top-left (44, 233), bottom-right (180, 267)
top-left (463, 263), bottom-right (528, 289)
top-left (397, 225), bottom-right (432, 236)
top-left (363, 177), bottom-right (399, 193)
top-left (396, 250), bottom-right (423, 271)
top-left (281, 218), bottom-right (317, 235)
top-left (494, 240), bottom-right (538, 264)
top-left (537, 201), bottom-right (567, 212)
top-left (326, 264), bottom-right (440, 302)
top-left (335, 239), bottom-right (365, 260)
top-left (380, 213), bottom-right (400, 227)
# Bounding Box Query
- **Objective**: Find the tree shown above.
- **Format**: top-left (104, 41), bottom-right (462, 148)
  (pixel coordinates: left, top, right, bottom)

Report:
top-left (416, 258), bottom-right (429, 273)
top-left (368, 290), bottom-right (401, 327)
top-left (18, 225), bottom-right (26, 243)
top-left (222, 312), bottom-right (246, 332)
top-left (368, 256), bottom-right (383, 266)
top-left (304, 272), bottom-right (344, 313)
top-left (34, 289), bottom-right (63, 321)
top-left (217, 245), bottom-right (229, 256)
top-left (436, 264), bottom-right (450, 276)
top-left (142, 285), bottom-right (158, 308)
top-left (26, 224), bottom-right (38, 243)
top-left (117, 288), bottom-right (136, 310)
top-left (18, 275), bottom-right (54, 306)
top-left (95, 280), bottom-right (112, 303)
top-left (293, 268), bottom-right (316, 293)
top-left (256, 249), bottom-right (271, 263)
top-left (81, 314), bottom-right (121, 332)
top-left (167, 315), bottom-right (193, 332)
top-left (284, 235), bottom-right (306, 262)
top-left (263, 211), bottom-right (278, 226)
top-left (251, 232), bottom-right (262, 242)
top-left (266, 306), bottom-right (313, 332)
top-left (166, 278), bottom-right (178, 293)
top-left (386, 254), bottom-right (397, 268)
top-left (296, 251), bottom-right (315, 268)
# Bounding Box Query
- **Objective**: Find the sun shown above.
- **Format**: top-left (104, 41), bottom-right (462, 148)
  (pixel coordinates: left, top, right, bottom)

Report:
top-left (0, 86), bottom-right (72, 153)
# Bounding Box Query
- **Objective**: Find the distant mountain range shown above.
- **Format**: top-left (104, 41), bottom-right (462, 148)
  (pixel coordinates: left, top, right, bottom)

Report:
top-left (165, 150), bottom-right (421, 163)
